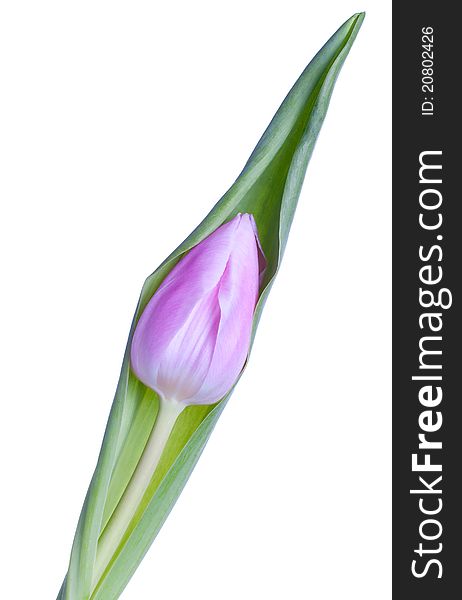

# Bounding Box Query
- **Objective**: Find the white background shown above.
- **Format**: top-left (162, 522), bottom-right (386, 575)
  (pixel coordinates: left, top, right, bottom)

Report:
top-left (0, 1), bottom-right (391, 599)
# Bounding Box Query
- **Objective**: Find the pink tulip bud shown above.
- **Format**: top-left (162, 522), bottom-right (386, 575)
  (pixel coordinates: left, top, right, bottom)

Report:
top-left (131, 213), bottom-right (266, 406)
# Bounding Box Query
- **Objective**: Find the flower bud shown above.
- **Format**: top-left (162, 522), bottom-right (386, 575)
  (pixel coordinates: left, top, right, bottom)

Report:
top-left (131, 213), bottom-right (265, 405)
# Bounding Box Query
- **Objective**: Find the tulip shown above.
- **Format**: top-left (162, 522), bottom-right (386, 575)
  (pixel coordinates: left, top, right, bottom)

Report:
top-left (58, 15), bottom-right (364, 599)
top-left (131, 212), bottom-right (266, 406)
top-left (93, 213), bottom-right (265, 583)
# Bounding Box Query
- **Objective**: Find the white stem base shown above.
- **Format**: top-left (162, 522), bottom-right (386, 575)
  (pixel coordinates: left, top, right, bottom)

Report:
top-left (92, 397), bottom-right (184, 590)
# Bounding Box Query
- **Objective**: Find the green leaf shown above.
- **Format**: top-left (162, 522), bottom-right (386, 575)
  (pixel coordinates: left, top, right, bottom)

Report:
top-left (59, 12), bottom-right (364, 600)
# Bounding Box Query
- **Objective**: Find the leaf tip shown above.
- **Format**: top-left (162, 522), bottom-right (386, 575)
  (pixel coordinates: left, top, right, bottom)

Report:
top-left (352, 12), bottom-right (366, 26)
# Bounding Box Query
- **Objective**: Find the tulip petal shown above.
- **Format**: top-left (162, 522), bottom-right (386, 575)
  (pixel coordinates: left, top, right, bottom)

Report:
top-left (156, 285), bottom-right (221, 402)
top-left (131, 216), bottom-right (242, 392)
top-left (249, 213), bottom-right (268, 284)
top-left (189, 214), bottom-right (261, 405)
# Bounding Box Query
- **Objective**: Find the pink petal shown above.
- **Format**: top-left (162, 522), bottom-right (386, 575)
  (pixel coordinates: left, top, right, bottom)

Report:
top-left (186, 214), bottom-right (261, 404)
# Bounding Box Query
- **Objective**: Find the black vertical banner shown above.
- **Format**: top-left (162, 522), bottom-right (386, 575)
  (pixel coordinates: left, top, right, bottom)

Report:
top-left (393, 4), bottom-right (461, 598)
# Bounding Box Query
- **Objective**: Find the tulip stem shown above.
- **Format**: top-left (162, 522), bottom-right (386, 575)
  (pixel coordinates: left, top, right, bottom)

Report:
top-left (92, 396), bottom-right (184, 592)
